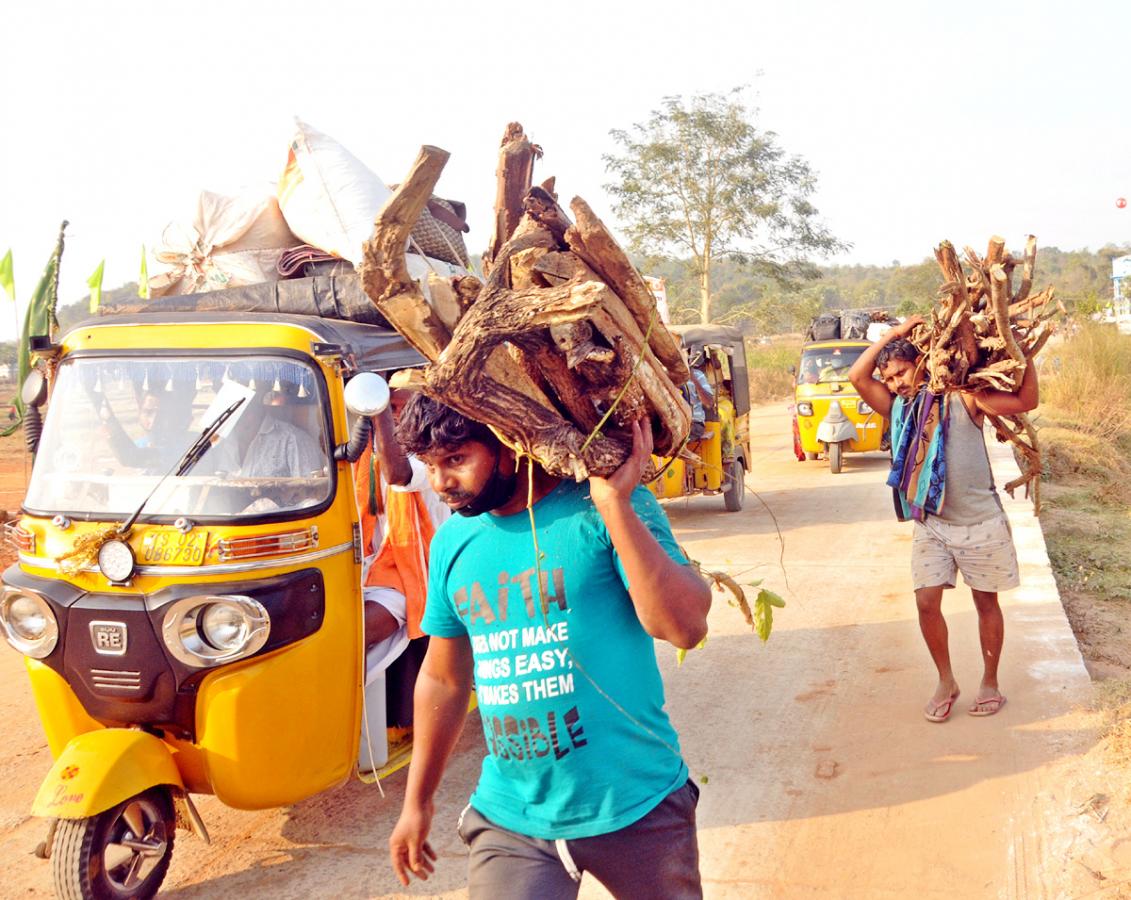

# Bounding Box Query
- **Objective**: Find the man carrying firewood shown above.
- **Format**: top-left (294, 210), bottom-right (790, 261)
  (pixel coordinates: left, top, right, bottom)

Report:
top-left (849, 316), bottom-right (1039, 723)
top-left (387, 394), bottom-right (711, 898)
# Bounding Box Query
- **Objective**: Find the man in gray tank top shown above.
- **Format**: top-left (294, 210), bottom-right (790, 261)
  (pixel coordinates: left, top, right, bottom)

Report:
top-left (849, 316), bottom-right (1039, 723)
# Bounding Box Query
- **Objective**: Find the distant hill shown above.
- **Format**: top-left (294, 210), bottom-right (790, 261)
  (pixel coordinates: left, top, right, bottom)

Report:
top-left (641, 243), bottom-right (1131, 334)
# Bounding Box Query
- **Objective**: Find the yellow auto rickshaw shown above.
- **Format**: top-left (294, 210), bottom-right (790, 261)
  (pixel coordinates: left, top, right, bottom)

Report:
top-left (648, 324), bottom-right (751, 511)
top-left (0, 275), bottom-right (436, 898)
top-left (792, 339), bottom-right (885, 474)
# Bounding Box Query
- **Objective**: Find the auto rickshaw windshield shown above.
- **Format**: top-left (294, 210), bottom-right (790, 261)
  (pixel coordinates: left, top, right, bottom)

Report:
top-left (798, 346), bottom-right (867, 383)
top-left (25, 355), bottom-right (332, 520)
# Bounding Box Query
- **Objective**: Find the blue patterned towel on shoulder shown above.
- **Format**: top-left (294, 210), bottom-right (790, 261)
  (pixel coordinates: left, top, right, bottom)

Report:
top-left (887, 391), bottom-right (949, 521)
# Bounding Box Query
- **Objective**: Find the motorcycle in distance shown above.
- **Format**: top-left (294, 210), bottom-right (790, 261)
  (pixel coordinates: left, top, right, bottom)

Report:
top-left (791, 339), bottom-right (886, 474)
top-left (0, 283), bottom-right (444, 899)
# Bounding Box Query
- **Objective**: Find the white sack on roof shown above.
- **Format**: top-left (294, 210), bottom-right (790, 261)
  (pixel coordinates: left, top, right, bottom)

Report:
top-left (149, 192), bottom-right (296, 298)
top-left (277, 118), bottom-right (394, 267)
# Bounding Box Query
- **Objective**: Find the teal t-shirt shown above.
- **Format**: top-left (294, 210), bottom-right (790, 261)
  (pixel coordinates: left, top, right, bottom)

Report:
top-left (421, 480), bottom-right (691, 840)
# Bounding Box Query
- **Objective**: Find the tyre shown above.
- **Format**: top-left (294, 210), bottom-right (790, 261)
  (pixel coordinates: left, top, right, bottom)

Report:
top-left (53, 787), bottom-right (175, 900)
top-left (723, 459), bottom-right (745, 511)
top-left (829, 441), bottom-right (843, 475)
top-left (804, 452), bottom-right (818, 461)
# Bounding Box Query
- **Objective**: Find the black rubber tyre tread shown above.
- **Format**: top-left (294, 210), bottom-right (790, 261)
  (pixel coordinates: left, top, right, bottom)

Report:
top-left (723, 459), bottom-right (745, 512)
top-left (51, 789), bottom-right (175, 900)
top-left (829, 441), bottom-right (843, 474)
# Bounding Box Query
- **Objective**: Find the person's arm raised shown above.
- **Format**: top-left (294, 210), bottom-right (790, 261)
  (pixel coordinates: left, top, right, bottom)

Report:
top-left (848, 315), bottom-right (925, 418)
top-left (972, 356), bottom-right (1039, 417)
top-left (373, 407), bottom-right (413, 487)
top-left (588, 420), bottom-right (712, 649)
top-left (388, 636), bottom-right (474, 886)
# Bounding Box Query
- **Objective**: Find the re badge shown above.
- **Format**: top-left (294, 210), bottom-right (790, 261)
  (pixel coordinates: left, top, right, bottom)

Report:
top-left (89, 621), bottom-right (128, 656)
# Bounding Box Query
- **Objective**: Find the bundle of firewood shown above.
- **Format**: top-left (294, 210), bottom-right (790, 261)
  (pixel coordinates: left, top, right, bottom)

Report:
top-left (357, 124), bottom-right (691, 480)
top-left (907, 235), bottom-right (1062, 510)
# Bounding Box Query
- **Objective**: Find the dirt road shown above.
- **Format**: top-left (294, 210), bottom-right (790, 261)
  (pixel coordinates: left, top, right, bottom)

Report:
top-left (0, 402), bottom-right (1103, 898)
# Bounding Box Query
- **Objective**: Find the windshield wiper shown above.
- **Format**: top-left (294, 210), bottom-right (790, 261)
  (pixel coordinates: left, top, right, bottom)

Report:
top-left (117, 397), bottom-right (246, 534)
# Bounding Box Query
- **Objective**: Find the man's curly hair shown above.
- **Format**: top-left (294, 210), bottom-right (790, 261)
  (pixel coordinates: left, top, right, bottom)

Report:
top-left (394, 392), bottom-right (497, 456)
top-left (875, 338), bottom-right (920, 372)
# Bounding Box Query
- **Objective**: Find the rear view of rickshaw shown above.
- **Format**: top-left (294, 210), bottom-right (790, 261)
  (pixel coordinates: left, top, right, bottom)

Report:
top-left (648, 324), bottom-right (751, 511)
top-left (792, 339), bottom-right (885, 473)
top-left (0, 278), bottom-right (427, 899)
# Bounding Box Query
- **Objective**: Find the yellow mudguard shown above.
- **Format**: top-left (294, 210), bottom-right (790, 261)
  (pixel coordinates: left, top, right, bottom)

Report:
top-left (31, 729), bottom-right (183, 819)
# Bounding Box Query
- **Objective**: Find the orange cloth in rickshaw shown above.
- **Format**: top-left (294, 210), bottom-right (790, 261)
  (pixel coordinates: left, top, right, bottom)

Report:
top-left (354, 445), bottom-right (435, 640)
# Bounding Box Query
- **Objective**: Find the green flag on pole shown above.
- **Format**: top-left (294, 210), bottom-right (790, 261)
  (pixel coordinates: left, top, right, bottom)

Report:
top-left (138, 244), bottom-right (150, 299)
top-left (5, 223), bottom-right (67, 437)
top-left (88, 259), bottom-right (105, 313)
top-left (0, 250), bottom-right (14, 302)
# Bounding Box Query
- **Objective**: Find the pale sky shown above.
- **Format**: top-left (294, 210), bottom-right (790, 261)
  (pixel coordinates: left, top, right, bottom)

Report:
top-left (2, 0), bottom-right (1128, 340)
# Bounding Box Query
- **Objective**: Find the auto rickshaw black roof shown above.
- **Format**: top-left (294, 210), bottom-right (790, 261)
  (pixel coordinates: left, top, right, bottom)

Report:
top-left (65, 272), bottom-right (427, 372)
top-left (668, 323), bottom-right (750, 417)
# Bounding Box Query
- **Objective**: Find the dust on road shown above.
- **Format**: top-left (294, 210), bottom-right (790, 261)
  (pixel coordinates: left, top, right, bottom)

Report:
top-left (0, 403), bottom-right (1110, 898)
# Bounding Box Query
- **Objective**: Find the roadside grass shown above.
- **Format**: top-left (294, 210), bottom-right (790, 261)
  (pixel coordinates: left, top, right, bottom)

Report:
top-left (747, 338), bottom-right (803, 404)
top-left (1038, 324), bottom-right (1131, 697)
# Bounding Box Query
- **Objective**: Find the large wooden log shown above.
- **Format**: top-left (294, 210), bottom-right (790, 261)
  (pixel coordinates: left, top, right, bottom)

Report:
top-left (483, 123), bottom-right (541, 276)
top-left (357, 145), bottom-right (453, 361)
top-left (565, 198), bottom-right (689, 384)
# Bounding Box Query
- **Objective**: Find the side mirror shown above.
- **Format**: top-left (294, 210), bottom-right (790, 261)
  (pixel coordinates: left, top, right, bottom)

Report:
top-left (21, 370), bottom-right (47, 408)
top-left (344, 373), bottom-right (390, 417)
top-left (788, 365), bottom-right (796, 376)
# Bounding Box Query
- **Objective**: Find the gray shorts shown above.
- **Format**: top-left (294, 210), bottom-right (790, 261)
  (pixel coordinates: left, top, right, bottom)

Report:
top-left (912, 512), bottom-right (1020, 592)
top-left (457, 780), bottom-right (702, 900)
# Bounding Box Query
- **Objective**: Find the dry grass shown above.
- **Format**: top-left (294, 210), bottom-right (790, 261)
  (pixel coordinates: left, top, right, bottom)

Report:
top-left (1042, 324), bottom-right (1131, 438)
top-left (746, 339), bottom-right (803, 404)
top-left (1039, 325), bottom-right (1131, 760)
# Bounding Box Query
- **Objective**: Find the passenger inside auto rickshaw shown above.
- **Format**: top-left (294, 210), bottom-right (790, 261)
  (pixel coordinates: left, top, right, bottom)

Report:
top-left (682, 350), bottom-right (716, 441)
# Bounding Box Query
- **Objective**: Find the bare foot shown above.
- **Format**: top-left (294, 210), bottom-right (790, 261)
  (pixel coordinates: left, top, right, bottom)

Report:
top-left (924, 680), bottom-right (961, 723)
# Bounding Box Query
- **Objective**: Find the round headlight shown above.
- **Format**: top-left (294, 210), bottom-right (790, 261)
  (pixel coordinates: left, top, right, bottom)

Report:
top-left (0, 590), bottom-right (59, 659)
top-left (162, 595), bottom-right (270, 667)
top-left (200, 602), bottom-right (252, 651)
top-left (857, 400), bottom-right (873, 415)
top-left (797, 402), bottom-right (814, 417)
top-left (97, 539), bottom-right (136, 582)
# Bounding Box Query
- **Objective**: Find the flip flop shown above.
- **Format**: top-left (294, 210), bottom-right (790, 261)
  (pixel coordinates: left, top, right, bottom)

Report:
top-left (968, 695), bottom-right (1007, 717)
top-left (924, 690), bottom-right (960, 723)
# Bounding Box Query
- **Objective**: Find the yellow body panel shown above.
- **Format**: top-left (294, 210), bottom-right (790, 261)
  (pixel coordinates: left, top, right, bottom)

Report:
top-left (31, 729), bottom-right (182, 819)
top-left (692, 421), bottom-right (724, 491)
top-left (18, 319), bottom-right (367, 812)
top-left (25, 660), bottom-right (102, 758)
top-left (795, 388), bottom-right (885, 455)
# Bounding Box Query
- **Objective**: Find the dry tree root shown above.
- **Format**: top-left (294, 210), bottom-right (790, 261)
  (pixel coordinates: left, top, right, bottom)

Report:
top-left (358, 125), bottom-right (691, 480)
top-left (906, 235), bottom-right (1060, 512)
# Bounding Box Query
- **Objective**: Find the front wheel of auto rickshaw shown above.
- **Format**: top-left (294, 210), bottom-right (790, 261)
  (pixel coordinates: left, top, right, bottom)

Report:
top-left (829, 441), bottom-right (844, 474)
top-left (53, 787), bottom-right (175, 900)
top-left (723, 459), bottom-right (745, 511)
top-left (804, 451), bottom-right (818, 461)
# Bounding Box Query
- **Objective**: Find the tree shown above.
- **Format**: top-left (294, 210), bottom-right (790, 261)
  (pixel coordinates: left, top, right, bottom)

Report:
top-left (605, 89), bottom-right (848, 324)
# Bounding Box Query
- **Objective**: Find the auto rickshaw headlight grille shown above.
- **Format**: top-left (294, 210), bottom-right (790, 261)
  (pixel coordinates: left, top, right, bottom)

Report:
top-left (3, 522), bottom-right (35, 555)
top-left (0, 589), bottom-right (58, 659)
top-left (162, 595), bottom-right (270, 667)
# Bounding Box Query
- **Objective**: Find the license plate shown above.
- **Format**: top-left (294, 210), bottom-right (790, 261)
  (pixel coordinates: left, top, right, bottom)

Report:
top-left (140, 531), bottom-right (209, 565)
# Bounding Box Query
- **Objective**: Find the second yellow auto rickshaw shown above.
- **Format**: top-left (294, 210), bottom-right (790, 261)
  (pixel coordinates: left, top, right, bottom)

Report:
top-left (0, 274), bottom-right (443, 899)
top-left (792, 339), bottom-right (886, 473)
top-left (648, 324), bottom-right (751, 511)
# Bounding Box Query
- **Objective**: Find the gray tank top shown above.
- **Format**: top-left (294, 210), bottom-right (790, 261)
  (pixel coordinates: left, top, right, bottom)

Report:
top-left (937, 393), bottom-right (1003, 525)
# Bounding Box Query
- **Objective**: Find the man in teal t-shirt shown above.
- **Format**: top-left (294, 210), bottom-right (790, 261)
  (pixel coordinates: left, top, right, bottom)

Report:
top-left (388, 395), bottom-right (711, 899)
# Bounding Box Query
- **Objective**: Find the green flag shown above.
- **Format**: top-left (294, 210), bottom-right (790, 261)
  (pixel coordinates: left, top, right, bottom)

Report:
top-left (15, 223), bottom-right (67, 421)
top-left (88, 259), bottom-right (105, 313)
top-left (138, 244), bottom-right (150, 299)
top-left (0, 250), bottom-right (13, 301)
